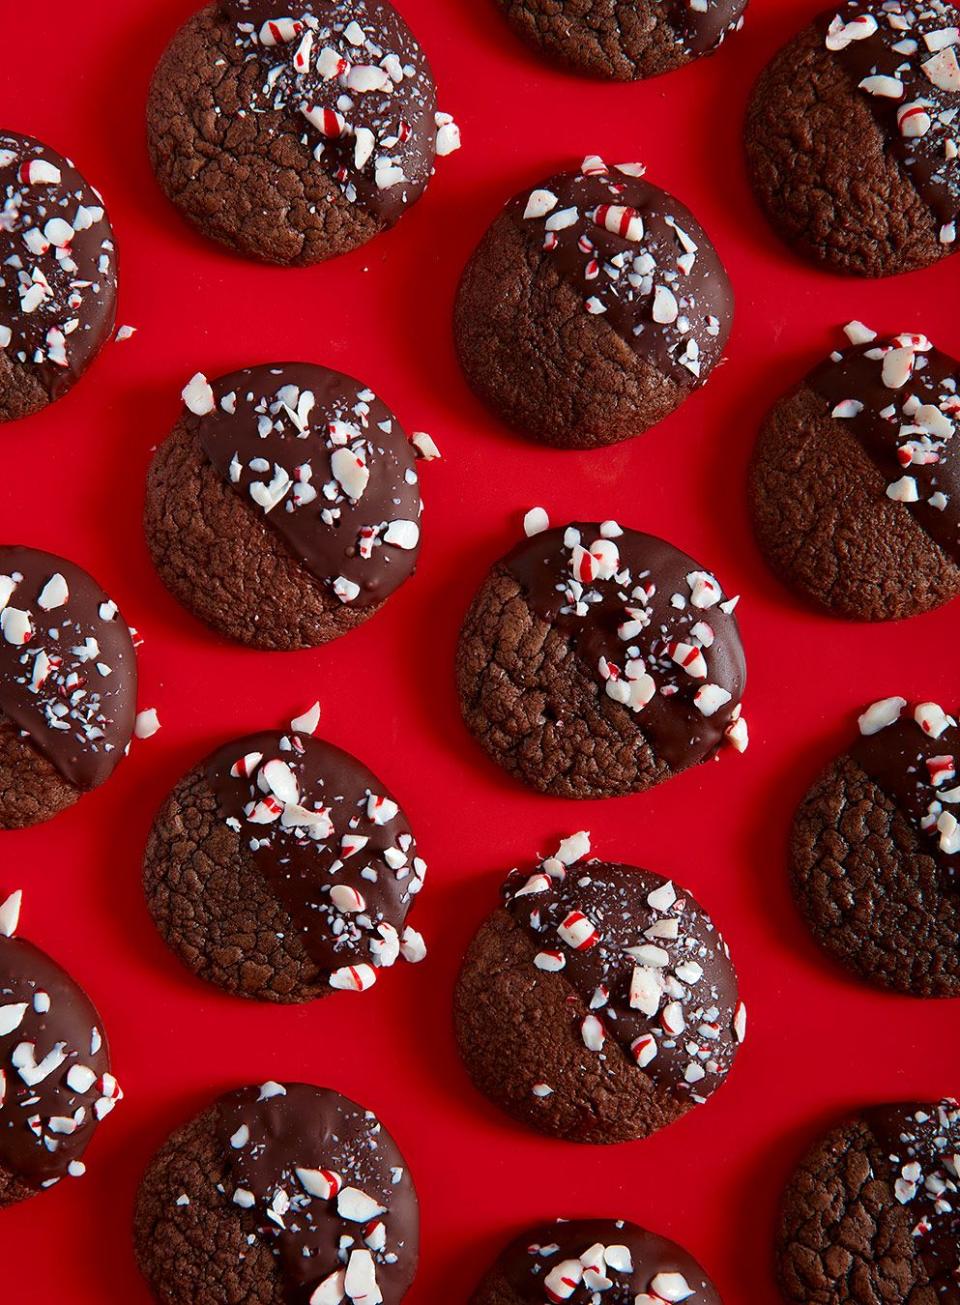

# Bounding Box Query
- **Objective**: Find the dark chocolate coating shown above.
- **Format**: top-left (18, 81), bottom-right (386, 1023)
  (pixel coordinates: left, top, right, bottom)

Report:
top-left (745, 5), bottom-right (957, 277)
top-left (145, 363), bottom-right (422, 648)
top-left (455, 852), bottom-right (744, 1143)
top-left (0, 131), bottom-right (117, 422)
top-left (144, 728), bottom-right (425, 1001)
top-left (778, 1100), bottom-right (960, 1304)
top-left (147, 1), bottom-right (440, 265)
top-left (456, 522), bottom-right (747, 798)
top-left (496, 0), bottom-right (746, 82)
top-left (750, 333), bottom-right (960, 621)
top-left (0, 547), bottom-right (136, 822)
top-left (471, 1217), bottom-right (722, 1304)
top-left (455, 161), bottom-right (733, 447)
top-left (0, 932), bottom-right (116, 1202)
top-left (135, 1082), bottom-right (419, 1305)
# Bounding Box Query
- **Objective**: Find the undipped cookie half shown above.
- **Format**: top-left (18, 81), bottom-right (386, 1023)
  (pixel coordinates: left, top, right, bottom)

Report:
top-left (792, 695), bottom-right (960, 997)
top-left (470, 1217), bottom-right (721, 1304)
top-left (777, 1099), bottom-right (960, 1303)
top-left (0, 890), bottom-right (122, 1207)
top-left (0, 131), bottom-right (117, 422)
top-left (750, 324), bottom-right (960, 621)
top-left (456, 515), bottom-right (748, 799)
top-left (0, 547), bottom-right (137, 829)
top-left (144, 363), bottom-right (430, 649)
top-left (496, 0), bottom-right (746, 81)
top-left (147, 0), bottom-right (460, 265)
top-left (745, 2), bottom-right (960, 277)
top-left (454, 156), bottom-right (733, 448)
top-left (454, 833), bottom-right (746, 1144)
top-left (143, 718), bottom-right (427, 1002)
top-left (134, 1081), bottom-right (418, 1305)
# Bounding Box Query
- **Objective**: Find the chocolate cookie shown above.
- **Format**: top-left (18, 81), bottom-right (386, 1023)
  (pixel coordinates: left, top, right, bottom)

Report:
top-left (778, 1099), bottom-right (960, 1303)
top-left (792, 695), bottom-right (960, 997)
top-left (0, 889), bottom-right (122, 1207)
top-left (745, 3), bottom-right (960, 278)
top-left (146, 0), bottom-right (460, 265)
top-left (0, 546), bottom-right (137, 829)
top-left (143, 711), bottom-right (427, 1002)
top-left (144, 363), bottom-right (430, 649)
top-left (454, 834), bottom-right (746, 1144)
top-left (135, 1080), bottom-right (418, 1304)
top-left (750, 323), bottom-right (960, 621)
top-left (454, 156), bottom-right (734, 448)
top-left (470, 1217), bottom-right (721, 1304)
top-left (456, 514), bottom-right (748, 799)
top-left (0, 132), bottom-right (117, 422)
top-left (496, 0), bottom-right (746, 81)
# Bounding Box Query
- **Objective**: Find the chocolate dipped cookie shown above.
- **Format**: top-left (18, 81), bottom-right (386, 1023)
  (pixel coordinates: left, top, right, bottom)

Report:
top-left (746, 2), bottom-right (960, 277)
top-left (0, 547), bottom-right (137, 829)
top-left (0, 132), bottom-right (116, 422)
top-left (135, 1081), bottom-right (418, 1304)
top-left (778, 1099), bottom-right (960, 1303)
top-left (456, 512), bottom-right (748, 799)
top-left (143, 708), bottom-right (427, 1001)
top-left (144, 363), bottom-right (431, 649)
top-left (0, 890), bottom-right (122, 1207)
top-left (793, 695), bottom-right (960, 996)
top-left (147, 0), bottom-right (460, 265)
top-left (454, 834), bottom-right (746, 1143)
top-left (470, 1217), bottom-right (721, 1304)
top-left (750, 323), bottom-right (960, 621)
top-left (454, 156), bottom-right (733, 448)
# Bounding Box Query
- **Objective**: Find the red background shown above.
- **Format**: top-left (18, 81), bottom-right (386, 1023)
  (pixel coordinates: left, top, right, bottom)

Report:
top-left (3, 0), bottom-right (958, 1299)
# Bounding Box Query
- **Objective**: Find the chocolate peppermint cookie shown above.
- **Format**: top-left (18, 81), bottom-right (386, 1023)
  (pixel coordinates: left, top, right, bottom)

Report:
top-left (793, 695), bottom-right (960, 997)
top-left (0, 547), bottom-right (137, 829)
top-left (471, 1217), bottom-right (721, 1304)
top-left (750, 324), bottom-right (960, 621)
top-left (147, 1), bottom-right (460, 265)
top-left (135, 1081), bottom-right (418, 1304)
top-left (454, 156), bottom-right (733, 448)
top-left (454, 834), bottom-right (746, 1144)
top-left (778, 1099), bottom-right (960, 1303)
top-left (0, 890), bottom-right (122, 1207)
top-left (0, 132), bottom-right (116, 422)
top-left (457, 513), bottom-right (748, 799)
top-left (496, 0), bottom-right (746, 81)
top-left (746, 3), bottom-right (960, 277)
top-left (145, 363), bottom-right (431, 649)
top-left (143, 708), bottom-right (427, 1002)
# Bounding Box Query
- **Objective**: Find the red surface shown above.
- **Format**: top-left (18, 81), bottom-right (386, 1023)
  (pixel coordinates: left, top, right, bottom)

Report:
top-left (3, 1), bottom-right (959, 1300)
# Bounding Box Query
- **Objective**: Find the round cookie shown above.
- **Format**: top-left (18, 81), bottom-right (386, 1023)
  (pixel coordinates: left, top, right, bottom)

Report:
top-left (146, 0), bottom-right (460, 265)
top-left (145, 363), bottom-right (429, 649)
top-left (778, 1099), bottom-right (960, 1303)
top-left (135, 1080), bottom-right (418, 1305)
top-left (454, 156), bottom-right (734, 449)
top-left (143, 714), bottom-right (427, 1002)
top-left (750, 324), bottom-right (960, 621)
top-left (792, 694), bottom-right (960, 997)
top-left (0, 889), bottom-right (122, 1207)
top-left (456, 514), bottom-right (749, 799)
top-left (0, 131), bottom-right (117, 422)
top-left (496, 0), bottom-right (746, 82)
top-left (454, 833), bottom-right (746, 1144)
top-left (0, 546), bottom-right (137, 829)
top-left (470, 1217), bottom-right (721, 1304)
top-left (745, 3), bottom-right (960, 278)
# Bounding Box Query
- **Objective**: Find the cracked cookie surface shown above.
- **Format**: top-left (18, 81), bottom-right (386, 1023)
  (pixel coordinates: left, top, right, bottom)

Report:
top-left (495, 0), bottom-right (746, 81)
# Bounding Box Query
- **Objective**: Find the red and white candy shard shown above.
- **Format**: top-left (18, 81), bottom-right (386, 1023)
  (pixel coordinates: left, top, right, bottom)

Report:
top-left (182, 372), bottom-right (215, 416)
top-left (0, 890), bottom-right (22, 938)
top-left (858, 696), bottom-right (907, 735)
